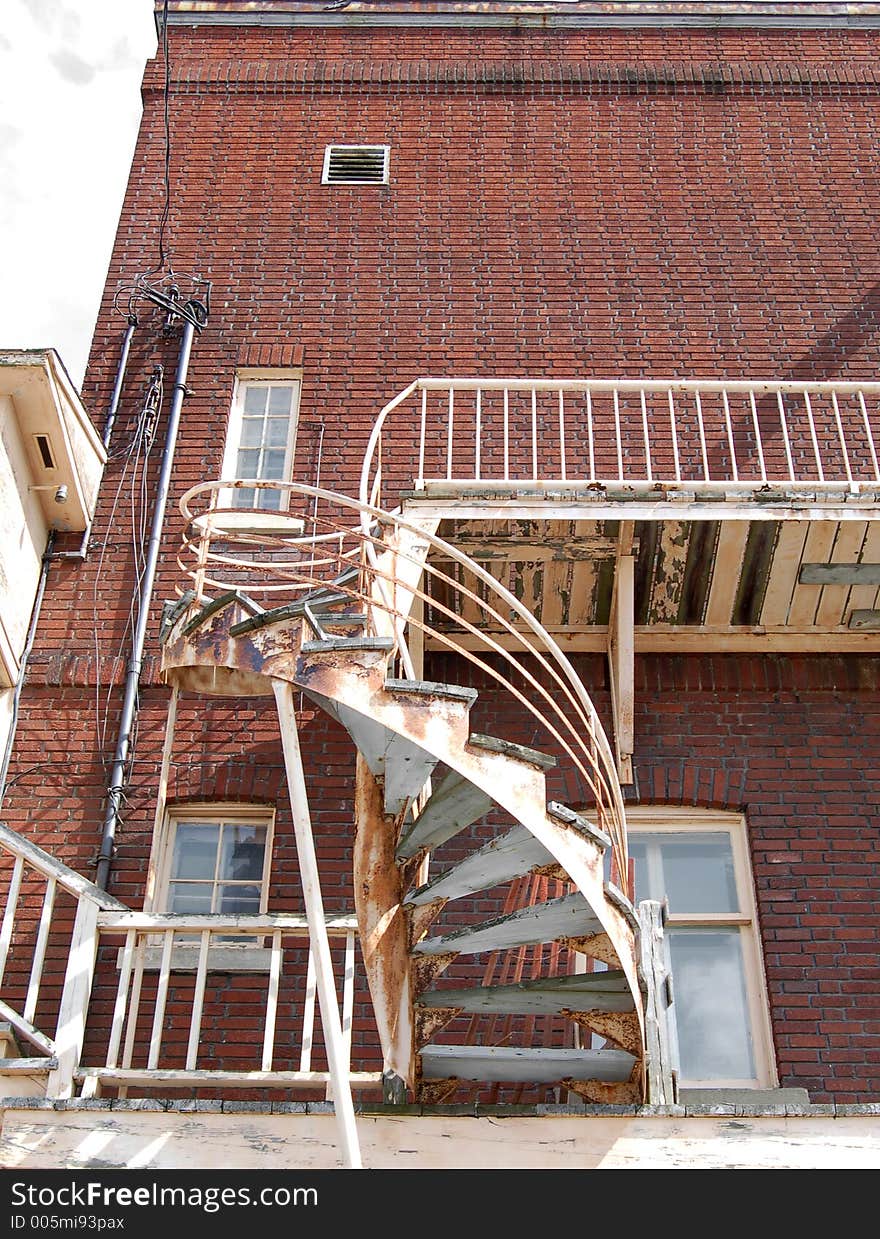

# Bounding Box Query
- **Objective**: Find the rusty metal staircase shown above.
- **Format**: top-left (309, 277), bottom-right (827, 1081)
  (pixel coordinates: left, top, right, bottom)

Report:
top-left (161, 482), bottom-right (663, 1106)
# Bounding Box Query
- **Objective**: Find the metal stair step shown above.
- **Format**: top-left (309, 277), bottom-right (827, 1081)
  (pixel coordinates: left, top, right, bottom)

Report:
top-left (385, 679), bottom-right (478, 705)
top-left (412, 892), bottom-right (602, 957)
top-left (548, 802), bottom-right (612, 851)
top-left (180, 590), bottom-right (241, 636)
top-left (418, 970), bottom-right (635, 1015)
top-left (301, 637), bottom-right (396, 654)
top-left (396, 768), bottom-right (493, 860)
top-left (419, 1044), bottom-right (636, 1084)
top-left (468, 733), bottom-right (557, 770)
top-left (406, 823), bottom-right (555, 905)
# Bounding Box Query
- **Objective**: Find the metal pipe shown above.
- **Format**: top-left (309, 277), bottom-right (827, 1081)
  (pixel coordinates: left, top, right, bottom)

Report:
top-left (96, 305), bottom-right (203, 889)
top-left (103, 317), bottom-right (138, 451)
top-left (0, 530), bottom-right (56, 806)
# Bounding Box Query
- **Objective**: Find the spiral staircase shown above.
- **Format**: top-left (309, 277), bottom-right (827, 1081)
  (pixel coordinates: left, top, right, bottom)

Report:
top-left (160, 483), bottom-right (659, 1112)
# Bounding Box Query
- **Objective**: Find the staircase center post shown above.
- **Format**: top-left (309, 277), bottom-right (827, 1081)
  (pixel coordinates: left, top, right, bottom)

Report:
top-left (272, 680), bottom-right (362, 1169)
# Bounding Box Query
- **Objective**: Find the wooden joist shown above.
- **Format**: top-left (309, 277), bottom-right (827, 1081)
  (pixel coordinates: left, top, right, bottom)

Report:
top-left (419, 1044), bottom-right (636, 1083)
top-left (413, 892), bottom-right (602, 957)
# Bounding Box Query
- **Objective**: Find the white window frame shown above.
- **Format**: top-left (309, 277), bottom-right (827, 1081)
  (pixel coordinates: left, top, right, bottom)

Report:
top-left (218, 369), bottom-right (302, 523)
top-left (156, 803), bottom-right (275, 918)
top-left (626, 807), bottom-right (777, 1090)
top-left (321, 144), bottom-right (390, 185)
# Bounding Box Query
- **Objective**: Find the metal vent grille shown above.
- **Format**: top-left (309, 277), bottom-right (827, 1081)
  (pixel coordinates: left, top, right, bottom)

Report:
top-left (322, 145), bottom-right (389, 185)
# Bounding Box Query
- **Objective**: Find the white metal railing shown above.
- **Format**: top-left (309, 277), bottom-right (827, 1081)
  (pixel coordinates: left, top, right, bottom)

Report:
top-left (79, 912), bottom-right (380, 1097)
top-left (0, 820), bottom-right (126, 1094)
top-left (177, 482), bottom-right (629, 882)
top-left (0, 824), bottom-right (379, 1100)
top-left (360, 377), bottom-right (880, 511)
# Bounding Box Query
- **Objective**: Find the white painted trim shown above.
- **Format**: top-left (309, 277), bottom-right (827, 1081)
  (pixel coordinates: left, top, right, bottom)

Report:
top-left (220, 375), bottom-right (302, 512)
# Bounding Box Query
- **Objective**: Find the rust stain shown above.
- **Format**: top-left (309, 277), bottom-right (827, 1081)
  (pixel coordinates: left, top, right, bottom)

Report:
top-left (562, 1009), bottom-right (642, 1056)
top-left (532, 862), bottom-right (569, 883)
top-left (408, 898), bottom-right (448, 948)
top-left (561, 932), bottom-right (620, 968)
top-left (418, 1078), bottom-right (460, 1106)
top-left (412, 952), bottom-right (457, 995)
top-left (413, 1006), bottom-right (462, 1050)
top-left (562, 1075), bottom-right (643, 1105)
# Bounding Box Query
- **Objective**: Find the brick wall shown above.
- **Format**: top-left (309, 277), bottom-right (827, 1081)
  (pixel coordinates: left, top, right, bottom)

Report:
top-left (2, 18), bottom-right (879, 1100)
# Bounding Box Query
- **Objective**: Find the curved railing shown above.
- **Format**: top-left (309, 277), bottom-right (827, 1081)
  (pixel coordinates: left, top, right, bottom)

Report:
top-left (360, 376), bottom-right (880, 513)
top-left (177, 481), bottom-right (628, 881)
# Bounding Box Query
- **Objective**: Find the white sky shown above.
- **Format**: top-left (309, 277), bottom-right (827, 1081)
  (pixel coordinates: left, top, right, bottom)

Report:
top-left (0, 0), bottom-right (158, 389)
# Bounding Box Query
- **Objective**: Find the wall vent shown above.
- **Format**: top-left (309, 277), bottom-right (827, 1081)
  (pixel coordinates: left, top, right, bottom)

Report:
top-left (34, 434), bottom-right (56, 470)
top-left (322, 145), bottom-right (389, 186)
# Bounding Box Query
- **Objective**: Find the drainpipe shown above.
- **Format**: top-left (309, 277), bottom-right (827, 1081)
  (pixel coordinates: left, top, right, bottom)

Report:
top-left (96, 301), bottom-right (206, 889)
top-left (0, 531), bottom-right (56, 807)
top-left (102, 316), bottom-right (138, 452)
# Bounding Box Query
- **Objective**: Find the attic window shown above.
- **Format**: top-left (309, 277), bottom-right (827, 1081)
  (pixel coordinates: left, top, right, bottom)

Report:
top-left (322, 145), bottom-right (389, 186)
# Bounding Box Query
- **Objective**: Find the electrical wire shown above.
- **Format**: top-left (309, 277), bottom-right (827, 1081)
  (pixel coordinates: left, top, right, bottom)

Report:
top-left (153, 0), bottom-right (173, 277)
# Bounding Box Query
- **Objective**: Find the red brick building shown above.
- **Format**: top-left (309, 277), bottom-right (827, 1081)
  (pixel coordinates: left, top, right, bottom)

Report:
top-left (0, 2), bottom-right (879, 1169)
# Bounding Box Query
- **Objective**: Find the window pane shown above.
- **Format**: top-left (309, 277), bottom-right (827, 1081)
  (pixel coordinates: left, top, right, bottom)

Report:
top-left (166, 882), bottom-right (214, 914)
top-left (661, 833), bottom-right (738, 913)
top-left (243, 386), bottom-right (267, 414)
top-left (217, 883), bottom-right (262, 914)
top-left (171, 824), bottom-right (219, 880)
top-left (235, 448), bottom-right (260, 478)
top-left (262, 449), bottom-right (287, 480)
top-left (219, 824), bottom-right (266, 882)
top-left (265, 416), bottom-right (290, 448)
top-left (629, 831), bottom-right (738, 913)
top-left (240, 416), bottom-right (265, 447)
top-left (669, 928), bottom-right (755, 1081)
top-left (231, 486), bottom-right (257, 510)
top-left (267, 386), bottom-right (293, 416)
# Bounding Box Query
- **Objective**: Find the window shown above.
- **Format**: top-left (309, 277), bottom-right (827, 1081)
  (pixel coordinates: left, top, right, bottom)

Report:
top-left (222, 376), bottom-right (301, 511)
top-left (627, 809), bottom-right (776, 1089)
top-left (159, 806), bottom-right (273, 918)
top-left (322, 144), bottom-right (390, 185)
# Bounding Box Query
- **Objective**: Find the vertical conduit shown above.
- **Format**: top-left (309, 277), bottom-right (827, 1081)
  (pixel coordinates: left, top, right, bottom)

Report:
top-left (96, 302), bottom-right (205, 889)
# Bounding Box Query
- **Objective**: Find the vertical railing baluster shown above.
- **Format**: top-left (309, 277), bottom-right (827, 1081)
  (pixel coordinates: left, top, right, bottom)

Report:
top-left (106, 929), bottom-right (136, 1070)
top-left (640, 389), bottom-right (653, 483)
top-left (613, 389), bottom-right (623, 481)
top-left (803, 391), bottom-right (825, 482)
top-left (587, 389), bottom-right (595, 482)
top-left (475, 388), bottom-right (482, 481)
top-left (722, 389), bottom-right (739, 482)
top-left (831, 391), bottom-right (854, 486)
top-left (695, 390), bottom-right (710, 480)
top-left (23, 876), bottom-right (56, 1023)
top-left (417, 388), bottom-right (427, 484)
top-left (446, 387), bottom-right (454, 481)
top-left (0, 856), bottom-right (24, 987)
top-left (750, 390), bottom-right (767, 482)
top-left (147, 929), bottom-right (174, 1069)
top-left (503, 388), bottom-right (510, 481)
top-left (558, 390), bottom-right (567, 481)
top-left (858, 390), bottom-right (880, 482)
top-left (262, 929), bottom-right (282, 1072)
top-left (531, 387), bottom-right (538, 480)
top-left (668, 389), bottom-right (681, 483)
top-left (300, 945), bottom-right (317, 1071)
top-left (45, 896), bottom-right (100, 1099)
top-left (185, 929), bottom-right (211, 1070)
top-left (341, 931), bottom-right (355, 1068)
top-left (777, 392), bottom-right (796, 481)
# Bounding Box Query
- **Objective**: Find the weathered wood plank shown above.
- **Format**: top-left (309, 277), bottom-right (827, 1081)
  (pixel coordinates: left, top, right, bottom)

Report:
top-left (787, 522), bottom-right (838, 627)
top-left (845, 520), bottom-right (880, 618)
top-left (678, 521), bottom-right (719, 625)
top-left (406, 824), bottom-right (555, 906)
top-left (648, 521), bottom-right (691, 623)
top-left (418, 970), bottom-right (635, 1015)
top-left (704, 521), bottom-right (750, 626)
top-left (419, 1044), bottom-right (636, 1083)
top-left (396, 770), bottom-right (493, 859)
top-left (800, 561), bottom-right (880, 586)
top-left (757, 521), bottom-right (805, 625)
top-left (413, 892), bottom-right (602, 956)
top-left (814, 522), bottom-right (868, 628)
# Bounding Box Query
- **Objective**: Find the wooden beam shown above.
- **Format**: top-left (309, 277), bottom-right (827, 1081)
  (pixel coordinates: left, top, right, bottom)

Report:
top-left (424, 625), bottom-right (880, 653)
top-left (607, 522), bottom-right (635, 784)
top-left (800, 561), bottom-right (880, 585)
top-left (420, 1044), bottom-right (636, 1083)
top-left (436, 536), bottom-right (622, 561)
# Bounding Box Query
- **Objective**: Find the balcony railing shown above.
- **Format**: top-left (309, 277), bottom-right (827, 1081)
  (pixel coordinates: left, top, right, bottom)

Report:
top-left (360, 378), bottom-right (880, 511)
top-left (0, 823), bottom-right (379, 1099)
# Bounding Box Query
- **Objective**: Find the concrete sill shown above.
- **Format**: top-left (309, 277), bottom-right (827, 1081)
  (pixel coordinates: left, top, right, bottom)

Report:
top-left (115, 945), bottom-right (274, 973)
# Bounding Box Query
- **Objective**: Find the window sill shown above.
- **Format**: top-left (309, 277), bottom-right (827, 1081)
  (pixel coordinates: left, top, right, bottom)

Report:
top-left (115, 945), bottom-right (275, 974)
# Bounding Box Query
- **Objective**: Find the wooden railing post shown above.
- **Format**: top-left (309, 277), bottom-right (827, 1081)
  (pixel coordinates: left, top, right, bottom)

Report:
top-left (46, 896), bottom-right (100, 1098)
top-left (638, 899), bottom-right (677, 1106)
